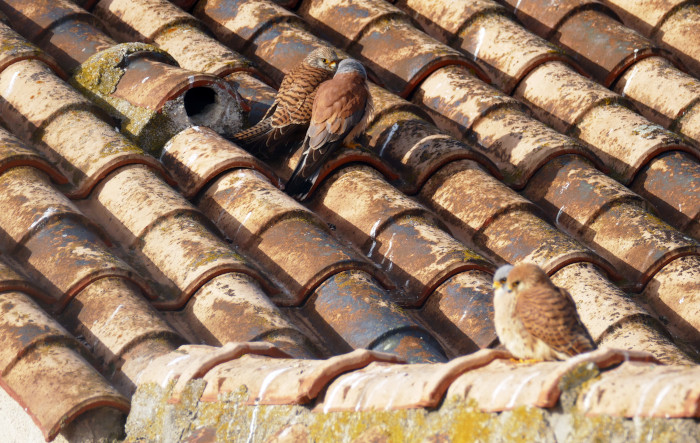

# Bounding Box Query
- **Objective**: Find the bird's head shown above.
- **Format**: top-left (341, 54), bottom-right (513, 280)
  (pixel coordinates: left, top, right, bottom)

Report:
top-left (305, 47), bottom-right (341, 72)
top-left (505, 263), bottom-right (551, 293)
top-left (492, 264), bottom-right (513, 292)
top-left (335, 58), bottom-right (367, 79)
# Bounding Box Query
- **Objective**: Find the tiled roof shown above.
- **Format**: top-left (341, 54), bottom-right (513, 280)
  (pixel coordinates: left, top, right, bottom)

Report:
top-left (0, 0), bottom-right (697, 440)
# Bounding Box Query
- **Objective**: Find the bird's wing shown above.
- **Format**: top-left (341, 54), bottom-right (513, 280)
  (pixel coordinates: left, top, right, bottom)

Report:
top-left (515, 285), bottom-right (596, 357)
top-left (285, 73), bottom-right (369, 199)
top-left (271, 65), bottom-right (334, 127)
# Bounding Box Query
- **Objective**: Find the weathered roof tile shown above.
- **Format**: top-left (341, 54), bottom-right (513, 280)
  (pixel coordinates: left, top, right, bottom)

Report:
top-left (317, 349), bottom-right (510, 412)
top-left (579, 361), bottom-right (700, 418)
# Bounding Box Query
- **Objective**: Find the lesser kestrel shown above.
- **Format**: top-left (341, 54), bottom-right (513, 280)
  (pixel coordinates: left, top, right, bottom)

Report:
top-left (232, 47), bottom-right (341, 158)
top-left (285, 58), bottom-right (374, 199)
top-left (492, 263), bottom-right (596, 361)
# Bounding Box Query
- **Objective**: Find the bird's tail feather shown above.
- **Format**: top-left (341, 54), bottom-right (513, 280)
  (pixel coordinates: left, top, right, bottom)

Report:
top-left (230, 119), bottom-right (274, 156)
top-left (285, 141), bottom-right (340, 200)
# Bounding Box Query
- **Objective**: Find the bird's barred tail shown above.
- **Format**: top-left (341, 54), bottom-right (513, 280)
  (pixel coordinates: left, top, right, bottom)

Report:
top-left (231, 119), bottom-right (274, 154)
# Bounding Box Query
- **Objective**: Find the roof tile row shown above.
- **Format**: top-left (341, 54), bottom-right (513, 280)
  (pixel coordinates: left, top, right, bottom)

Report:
top-left (0, 0), bottom-right (697, 437)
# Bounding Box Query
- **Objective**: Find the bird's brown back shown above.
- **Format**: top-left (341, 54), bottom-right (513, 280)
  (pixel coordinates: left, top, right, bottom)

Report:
top-left (270, 63), bottom-right (334, 127)
top-left (515, 284), bottom-right (596, 357)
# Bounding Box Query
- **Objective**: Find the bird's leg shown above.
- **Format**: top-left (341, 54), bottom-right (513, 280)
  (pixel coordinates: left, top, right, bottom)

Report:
top-left (342, 140), bottom-right (363, 150)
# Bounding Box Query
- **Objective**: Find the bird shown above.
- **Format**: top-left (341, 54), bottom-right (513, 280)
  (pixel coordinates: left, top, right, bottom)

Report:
top-left (492, 263), bottom-right (596, 361)
top-left (284, 58), bottom-right (374, 200)
top-left (231, 47), bottom-right (341, 159)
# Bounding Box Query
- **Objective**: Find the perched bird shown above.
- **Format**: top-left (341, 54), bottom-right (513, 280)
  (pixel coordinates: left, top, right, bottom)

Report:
top-left (492, 263), bottom-right (596, 361)
top-left (285, 58), bottom-right (373, 199)
top-left (231, 47), bottom-right (341, 158)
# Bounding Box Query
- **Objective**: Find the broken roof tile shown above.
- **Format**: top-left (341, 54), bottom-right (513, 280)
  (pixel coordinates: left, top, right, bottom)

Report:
top-left (317, 349), bottom-right (510, 412)
top-left (579, 361), bottom-right (700, 418)
top-left (0, 59), bottom-right (167, 198)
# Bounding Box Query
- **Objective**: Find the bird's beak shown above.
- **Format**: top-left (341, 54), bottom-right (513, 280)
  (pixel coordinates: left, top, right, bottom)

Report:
top-left (493, 281), bottom-right (501, 290)
top-left (329, 61), bottom-right (337, 70)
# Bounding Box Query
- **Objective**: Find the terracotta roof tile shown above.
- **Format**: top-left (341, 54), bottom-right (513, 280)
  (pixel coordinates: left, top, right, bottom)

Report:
top-left (0, 19), bottom-right (64, 78)
top-left (0, 0), bottom-right (697, 437)
top-left (613, 56), bottom-right (700, 137)
top-left (161, 125), bottom-right (278, 198)
top-left (600, 0), bottom-right (687, 37)
top-left (394, 0), bottom-right (506, 47)
top-left (446, 8), bottom-right (577, 93)
top-left (654, 4), bottom-right (700, 76)
top-left (499, 1), bottom-right (700, 143)
top-left (421, 270), bottom-right (498, 352)
top-left (579, 360), bottom-right (700, 418)
top-left (501, 0), bottom-right (619, 39)
top-left (0, 60), bottom-right (167, 198)
top-left (80, 164), bottom-right (276, 307)
top-left (553, 9), bottom-right (668, 86)
top-left (0, 126), bottom-right (66, 185)
top-left (93, 0), bottom-right (199, 43)
top-left (300, 0), bottom-right (489, 96)
top-left (317, 349), bottom-right (510, 412)
top-left (2, 339), bottom-right (129, 441)
top-left (0, 268), bottom-right (129, 439)
top-left (163, 273), bottom-right (318, 358)
top-left (448, 348), bottom-right (657, 411)
top-left (601, 0), bottom-right (700, 75)
top-left (200, 348), bottom-right (402, 405)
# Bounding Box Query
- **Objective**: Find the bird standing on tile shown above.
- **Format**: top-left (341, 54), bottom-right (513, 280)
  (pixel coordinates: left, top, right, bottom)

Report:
top-left (492, 263), bottom-right (596, 361)
top-left (285, 58), bottom-right (374, 200)
top-left (231, 47), bottom-right (341, 158)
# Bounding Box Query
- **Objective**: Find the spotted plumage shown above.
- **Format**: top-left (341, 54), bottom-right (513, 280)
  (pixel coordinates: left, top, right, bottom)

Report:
top-left (492, 263), bottom-right (596, 361)
top-left (285, 58), bottom-right (373, 199)
top-left (231, 47), bottom-right (341, 158)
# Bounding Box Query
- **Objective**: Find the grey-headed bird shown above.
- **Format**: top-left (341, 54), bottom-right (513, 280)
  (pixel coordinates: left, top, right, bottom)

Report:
top-left (492, 263), bottom-right (596, 361)
top-left (285, 58), bottom-right (373, 199)
top-left (232, 47), bottom-right (341, 158)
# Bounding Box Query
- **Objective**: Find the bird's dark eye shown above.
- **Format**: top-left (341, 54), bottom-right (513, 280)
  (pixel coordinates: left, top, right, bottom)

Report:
top-left (514, 280), bottom-right (521, 286)
top-left (323, 58), bottom-right (328, 63)
top-left (498, 278), bottom-right (507, 285)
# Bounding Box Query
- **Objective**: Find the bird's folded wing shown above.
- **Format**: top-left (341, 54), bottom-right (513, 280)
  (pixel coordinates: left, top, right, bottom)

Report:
top-left (516, 285), bottom-right (593, 356)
